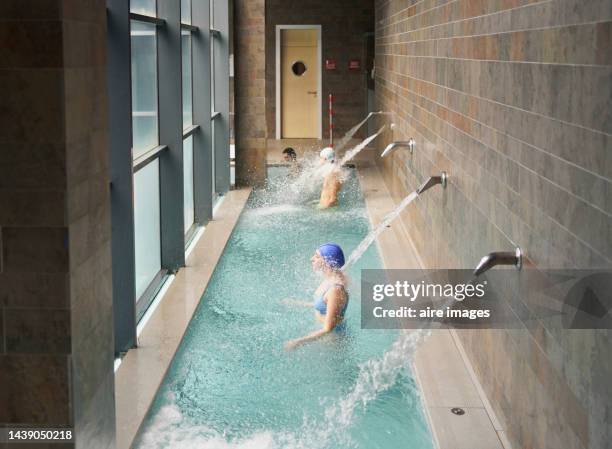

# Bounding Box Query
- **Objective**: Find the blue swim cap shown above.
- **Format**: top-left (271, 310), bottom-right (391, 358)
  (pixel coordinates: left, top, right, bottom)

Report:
top-left (318, 243), bottom-right (345, 269)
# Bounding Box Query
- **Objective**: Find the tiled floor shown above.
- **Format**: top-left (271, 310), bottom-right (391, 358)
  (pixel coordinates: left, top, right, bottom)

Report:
top-left (114, 188), bottom-right (251, 449)
top-left (357, 162), bottom-right (508, 449)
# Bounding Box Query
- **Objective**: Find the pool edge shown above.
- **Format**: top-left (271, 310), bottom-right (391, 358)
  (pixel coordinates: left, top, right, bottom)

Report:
top-left (114, 188), bottom-right (252, 449)
top-left (355, 164), bottom-right (509, 449)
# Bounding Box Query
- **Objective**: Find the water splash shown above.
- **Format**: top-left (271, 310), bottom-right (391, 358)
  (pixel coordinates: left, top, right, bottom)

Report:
top-left (257, 127), bottom-right (384, 208)
top-left (250, 151), bottom-right (331, 207)
top-left (333, 115), bottom-right (372, 154)
top-left (334, 112), bottom-right (391, 154)
top-left (343, 191), bottom-right (419, 270)
top-left (136, 328), bottom-right (433, 449)
top-left (136, 400), bottom-right (290, 449)
top-left (311, 327), bottom-right (432, 448)
top-left (338, 126), bottom-right (386, 167)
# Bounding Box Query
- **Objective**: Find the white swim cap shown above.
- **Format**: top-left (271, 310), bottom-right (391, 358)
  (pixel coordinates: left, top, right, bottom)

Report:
top-left (319, 147), bottom-right (335, 161)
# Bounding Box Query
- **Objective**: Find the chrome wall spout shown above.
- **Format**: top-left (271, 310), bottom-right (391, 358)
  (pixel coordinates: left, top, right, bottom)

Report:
top-left (473, 247), bottom-right (522, 276)
top-left (416, 171), bottom-right (447, 195)
top-left (381, 139), bottom-right (415, 157)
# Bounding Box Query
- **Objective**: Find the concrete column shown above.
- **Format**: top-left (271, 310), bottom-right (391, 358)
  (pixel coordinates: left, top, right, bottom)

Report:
top-left (0, 1), bottom-right (115, 448)
top-left (233, 0), bottom-right (268, 186)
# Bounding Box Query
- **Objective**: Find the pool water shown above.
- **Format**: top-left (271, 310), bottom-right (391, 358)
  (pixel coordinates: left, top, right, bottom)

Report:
top-left (134, 168), bottom-right (433, 449)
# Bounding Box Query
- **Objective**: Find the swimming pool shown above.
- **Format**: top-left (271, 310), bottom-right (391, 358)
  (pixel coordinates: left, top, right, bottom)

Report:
top-left (134, 168), bottom-right (433, 449)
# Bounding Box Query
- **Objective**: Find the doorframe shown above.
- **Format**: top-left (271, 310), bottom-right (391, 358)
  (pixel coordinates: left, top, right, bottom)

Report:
top-left (275, 24), bottom-right (323, 140)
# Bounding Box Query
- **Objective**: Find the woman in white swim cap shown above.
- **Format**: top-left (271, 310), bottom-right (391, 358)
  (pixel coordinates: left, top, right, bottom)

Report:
top-left (318, 147), bottom-right (342, 208)
top-left (319, 147), bottom-right (335, 163)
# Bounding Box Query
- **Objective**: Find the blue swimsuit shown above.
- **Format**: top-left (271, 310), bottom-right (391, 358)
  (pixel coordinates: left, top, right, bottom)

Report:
top-left (314, 284), bottom-right (349, 330)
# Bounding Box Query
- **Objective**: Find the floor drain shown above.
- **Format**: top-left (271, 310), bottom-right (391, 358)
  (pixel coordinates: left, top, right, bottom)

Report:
top-left (386, 225), bottom-right (391, 228)
top-left (451, 407), bottom-right (465, 416)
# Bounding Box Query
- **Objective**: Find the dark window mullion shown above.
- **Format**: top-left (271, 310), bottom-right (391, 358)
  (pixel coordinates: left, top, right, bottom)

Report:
top-left (181, 23), bottom-right (199, 32)
top-left (130, 12), bottom-right (166, 26)
top-left (133, 145), bottom-right (168, 172)
top-left (183, 124), bottom-right (200, 139)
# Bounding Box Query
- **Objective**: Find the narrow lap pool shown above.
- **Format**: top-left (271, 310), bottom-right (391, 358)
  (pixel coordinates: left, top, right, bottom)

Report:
top-left (135, 168), bottom-right (433, 449)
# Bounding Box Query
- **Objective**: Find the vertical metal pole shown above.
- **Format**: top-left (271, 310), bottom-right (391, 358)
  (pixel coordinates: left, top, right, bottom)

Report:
top-left (329, 93), bottom-right (333, 147)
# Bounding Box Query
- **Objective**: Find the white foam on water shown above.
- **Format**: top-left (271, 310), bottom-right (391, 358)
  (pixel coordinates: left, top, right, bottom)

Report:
top-left (139, 325), bottom-right (433, 449)
top-left (257, 154), bottom-right (331, 207)
top-left (258, 125), bottom-right (385, 208)
top-left (137, 401), bottom-right (287, 449)
top-left (245, 204), bottom-right (305, 217)
top-left (312, 328), bottom-right (432, 448)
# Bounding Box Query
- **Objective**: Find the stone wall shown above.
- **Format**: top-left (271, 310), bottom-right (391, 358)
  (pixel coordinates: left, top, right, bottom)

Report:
top-left (374, 1), bottom-right (611, 449)
top-left (265, 0), bottom-right (375, 142)
top-left (0, 1), bottom-right (115, 447)
top-left (234, 0), bottom-right (268, 186)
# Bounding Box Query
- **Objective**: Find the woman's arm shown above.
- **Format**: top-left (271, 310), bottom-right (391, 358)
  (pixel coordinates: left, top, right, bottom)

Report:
top-left (284, 288), bottom-right (343, 350)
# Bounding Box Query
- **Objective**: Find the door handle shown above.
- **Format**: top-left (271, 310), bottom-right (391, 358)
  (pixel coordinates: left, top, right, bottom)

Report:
top-left (307, 91), bottom-right (318, 96)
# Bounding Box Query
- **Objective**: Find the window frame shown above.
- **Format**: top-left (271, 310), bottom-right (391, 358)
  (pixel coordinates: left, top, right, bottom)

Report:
top-left (108, 0), bottom-right (232, 355)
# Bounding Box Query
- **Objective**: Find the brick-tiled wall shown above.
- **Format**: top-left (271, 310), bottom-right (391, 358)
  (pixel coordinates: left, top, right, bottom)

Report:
top-left (234, 0), bottom-right (268, 185)
top-left (375, 1), bottom-right (611, 448)
top-left (265, 0), bottom-right (375, 140)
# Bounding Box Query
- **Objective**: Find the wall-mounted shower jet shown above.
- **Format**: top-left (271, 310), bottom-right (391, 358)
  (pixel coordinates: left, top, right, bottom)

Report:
top-left (473, 247), bottom-right (522, 276)
top-left (416, 172), bottom-right (447, 195)
top-left (381, 139), bottom-right (416, 157)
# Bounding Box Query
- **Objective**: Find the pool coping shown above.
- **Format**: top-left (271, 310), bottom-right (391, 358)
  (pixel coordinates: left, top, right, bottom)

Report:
top-left (114, 188), bottom-right (252, 449)
top-left (356, 163), bottom-right (511, 449)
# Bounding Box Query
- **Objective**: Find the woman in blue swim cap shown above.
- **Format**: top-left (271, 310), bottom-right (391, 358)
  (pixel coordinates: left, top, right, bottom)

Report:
top-left (285, 243), bottom-right (349, 350)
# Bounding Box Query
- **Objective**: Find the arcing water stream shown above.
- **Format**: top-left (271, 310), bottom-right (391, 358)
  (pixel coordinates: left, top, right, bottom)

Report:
top-left (343, 191), bottom-right (419, 270)
top-left (338, 125), bottom-right (386, 167)
top-left (333, 115), bottom-right (372, 154)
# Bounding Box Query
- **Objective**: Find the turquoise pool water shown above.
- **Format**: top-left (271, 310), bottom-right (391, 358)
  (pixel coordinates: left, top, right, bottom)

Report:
top-left (135, 168), bottom-right (433, 449)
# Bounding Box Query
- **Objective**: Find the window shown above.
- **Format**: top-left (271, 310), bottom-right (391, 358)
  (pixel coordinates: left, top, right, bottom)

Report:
top-left (131, 21), bottom-right (158, 156)
top-left (291, 61), bottom-right (307, 76)
top-left (182, 0), bottom-right (196, 237)
top-left (133, 159), bottom-right (162, 300)
top-left (131, 0), bottom-right (156, 16)
top-left (183, 136), bottom-right (195, 233)
top-left (108, 0), bottom-right (232, 352)
top-left (130, 1), bottom-right (163, 317)
top-left (182, 30), bottom-right (193, 129)
top-left (181, 0), bottom-right (191, 25)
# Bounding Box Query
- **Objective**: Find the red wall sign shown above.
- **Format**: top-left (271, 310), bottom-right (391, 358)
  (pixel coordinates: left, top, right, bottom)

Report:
top-left (348, 59), bottom-right (361, 70)
top-left (325, 59), bottom-right (337, 70)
